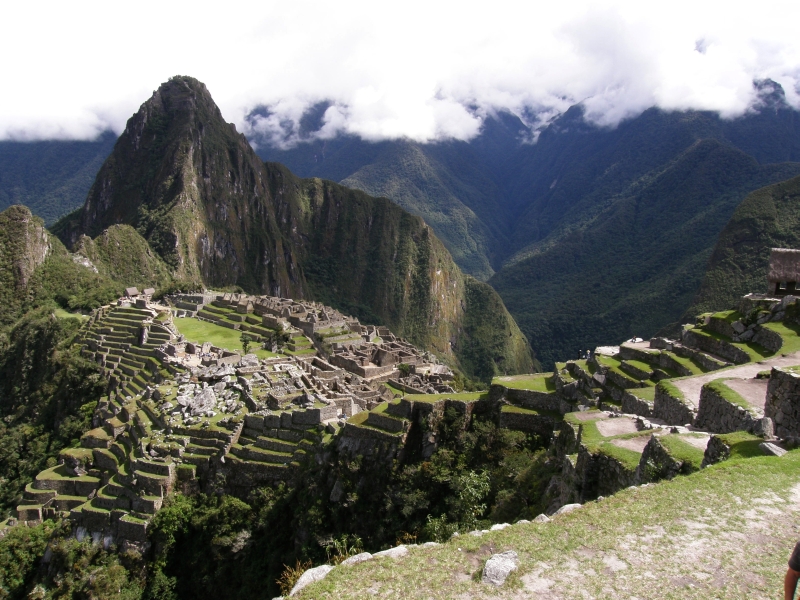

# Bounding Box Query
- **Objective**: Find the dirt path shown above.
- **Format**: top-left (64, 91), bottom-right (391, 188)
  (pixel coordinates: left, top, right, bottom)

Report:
top-left (725, 378), bottom-right (770, 410)
top-left (671, 351), bottom-right (800, 407)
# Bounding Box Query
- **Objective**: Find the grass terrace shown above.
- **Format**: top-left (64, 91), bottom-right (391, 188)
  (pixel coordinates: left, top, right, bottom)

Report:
top-left (763, 321), bottom-right (800, 354)
top-left (172, 316), bottom-right (280, 358)
top-left (401, 392), bottom-right (489, 403)
top-left (492, 373), bottom-right (555, 392)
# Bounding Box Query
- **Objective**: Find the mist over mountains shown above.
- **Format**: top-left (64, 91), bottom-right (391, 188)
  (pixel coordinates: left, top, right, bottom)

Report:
top-left (257, 80), bottom-right (800, 366)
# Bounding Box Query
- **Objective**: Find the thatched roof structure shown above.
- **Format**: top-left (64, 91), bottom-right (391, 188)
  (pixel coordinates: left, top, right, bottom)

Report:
top-left (767, 248), bottom-right (800, 282)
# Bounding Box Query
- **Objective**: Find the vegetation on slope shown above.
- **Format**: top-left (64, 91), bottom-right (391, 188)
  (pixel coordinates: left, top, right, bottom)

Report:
top-left (0, 132), bottom-right (116, 224)
top-left (0, 309), bottom-right (103, 517)
top-left (685, 173), bottom-right (800, 317)
top-left (490, 140), bottom-right (800, 367)
top-left (259, 83), bottom-right (800, 367)
top-left (296, 450), bottom-right (800, 598)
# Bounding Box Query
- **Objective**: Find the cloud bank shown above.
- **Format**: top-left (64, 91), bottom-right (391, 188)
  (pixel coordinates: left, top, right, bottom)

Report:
top-left (2, 0), bottom-right (800, 146)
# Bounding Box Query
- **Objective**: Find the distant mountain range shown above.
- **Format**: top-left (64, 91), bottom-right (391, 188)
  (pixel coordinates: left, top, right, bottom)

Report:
top-left (5, 80), bottom-right (800, 368)
top-left (257, 80), bottom-right (800, 366)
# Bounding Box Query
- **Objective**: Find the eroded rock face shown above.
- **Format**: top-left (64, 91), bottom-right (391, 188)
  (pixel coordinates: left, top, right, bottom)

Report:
top-left (1, 205), bottom-right (51, 291)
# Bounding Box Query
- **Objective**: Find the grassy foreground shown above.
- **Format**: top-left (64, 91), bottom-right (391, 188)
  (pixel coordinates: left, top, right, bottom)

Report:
top-left (298, 451), bottom-right (800, 599)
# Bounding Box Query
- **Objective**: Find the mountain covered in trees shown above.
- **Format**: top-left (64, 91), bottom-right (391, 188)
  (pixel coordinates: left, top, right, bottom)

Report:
top-left (258, 80), bottom-right (800, 366)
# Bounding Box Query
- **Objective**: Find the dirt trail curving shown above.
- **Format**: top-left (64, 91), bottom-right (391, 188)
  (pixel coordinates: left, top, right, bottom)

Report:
top-left (671, 351), bottom-right (800, 408)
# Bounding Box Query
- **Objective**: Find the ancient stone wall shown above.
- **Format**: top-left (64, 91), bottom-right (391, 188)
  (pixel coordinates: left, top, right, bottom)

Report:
top-left (694, 381), bottom-right (760, 434)
top-left (681, 329), bottom-right (750, 365)
top-left (621, 392), bottom-right (653, 418)
top-left (766, 366), bottom-right (800, 438)
top-left (653, 382), bottom-right (696, 426)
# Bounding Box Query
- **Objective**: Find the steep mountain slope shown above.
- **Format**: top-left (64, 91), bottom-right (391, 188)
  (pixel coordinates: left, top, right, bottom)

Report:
top-left (490, 141), bottom-right (800, 367)
top-left (0, 133), bottom-right (116, 224)
top-left (685, 174), bottom-right (800, 318)
top-left (0, 205), bottom-right (54, 326)
top-left (0, 205), bottom-right (168, 328)
top-left (258, 81), bottom-right (800, 367)
top-left (53, 76), bottom-right (534, 379)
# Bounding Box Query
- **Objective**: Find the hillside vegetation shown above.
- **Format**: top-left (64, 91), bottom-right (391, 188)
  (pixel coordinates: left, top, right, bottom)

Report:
top-left (685, 174), bottom-right (800, 318)
top-left (259, 82), bottom-right (800, 367)
top-left (0, 133), bottom-right (116, 224)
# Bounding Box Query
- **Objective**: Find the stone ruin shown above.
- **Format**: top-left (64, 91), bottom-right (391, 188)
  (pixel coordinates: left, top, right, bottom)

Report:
top-left (9, 290), bottom-right (458, 547)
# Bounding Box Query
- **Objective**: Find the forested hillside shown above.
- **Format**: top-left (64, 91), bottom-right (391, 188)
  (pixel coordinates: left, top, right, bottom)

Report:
top-left (0, 133), bottom-right (116, 224)
top-left (259, 81), bottom-right (800, 366)
top-left (684, 174), bottom-right (800, 319)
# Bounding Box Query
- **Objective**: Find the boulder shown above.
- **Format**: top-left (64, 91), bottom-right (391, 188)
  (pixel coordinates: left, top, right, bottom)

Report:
top-left (533, 514), bottom-right (551, 523)
top-left (553, 503), bottom-right (581, 516)
top-left (373, 545), bottom-right (408, 559)
top-left (289, 564), bottom-right (334, 596)
top-left (482, 551), bottom-right (519, 586)
top-left (340, 552), bottom-right (373, 566)
top-left (759, 442), bottom-right (788, 457)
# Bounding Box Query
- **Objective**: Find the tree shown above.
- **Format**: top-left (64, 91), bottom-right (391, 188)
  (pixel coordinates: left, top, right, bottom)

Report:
top-left (240, 333), bottom-right (252, 355)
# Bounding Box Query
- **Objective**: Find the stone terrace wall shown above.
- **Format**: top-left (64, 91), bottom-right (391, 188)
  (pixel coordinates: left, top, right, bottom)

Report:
top-left (681, 329), bottom-right (750, 365)
top-left (653, 382), bottom-right (696, 426)
top-left (694, 381), bottom-right (761, 434)
top-left (766, 367), bottom-right (800, 438)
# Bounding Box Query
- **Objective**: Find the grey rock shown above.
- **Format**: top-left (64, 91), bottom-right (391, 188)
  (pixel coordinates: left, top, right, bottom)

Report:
top-left (533, 514), bottom-right (551, 523)
top-left (482, 551), bottom-right (519, 586)
top-left (373, 545), bottom-right (408, 559)
top-left (759, 442), bottom-right (788, 457)
top-left (553, 503), bottom-right (581, 516)
top-left (752, 417), bottom-right (774, 438)
top-left (740, 329), bottom-right (755, 341)
top-left (289, 564), bottom-right (334, 596)
top-left (490, 523), bottom-right (510, 531)
top-left (422, 542), bottom-right (440, 548)
top-left (469, 530), bottom-right (484, 537)
top-left (340, 552), bottom-right (373, 566)
top-left (732, 321), bottom-right (746, 334)
top-left (516, 519), bottom-right (531, 525)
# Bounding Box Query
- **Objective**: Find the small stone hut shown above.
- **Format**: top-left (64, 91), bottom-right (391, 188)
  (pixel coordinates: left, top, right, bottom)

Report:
top-left (768, 248), bottom-right (800, 296)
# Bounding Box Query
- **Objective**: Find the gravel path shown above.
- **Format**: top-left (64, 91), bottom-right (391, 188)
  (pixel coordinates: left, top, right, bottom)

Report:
top-left (671, 351), bottom-right (800, 407)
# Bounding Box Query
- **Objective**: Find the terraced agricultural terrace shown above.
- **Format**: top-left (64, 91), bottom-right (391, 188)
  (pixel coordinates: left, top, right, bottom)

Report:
top-left (9, 289), bottom-right (465, 547)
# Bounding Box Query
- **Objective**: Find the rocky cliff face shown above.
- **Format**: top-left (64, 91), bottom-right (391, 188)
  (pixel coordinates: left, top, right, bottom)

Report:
top-left (0, 205), bottom-right (53, 324)
top-left (54, 76), bottom-right (534, 379)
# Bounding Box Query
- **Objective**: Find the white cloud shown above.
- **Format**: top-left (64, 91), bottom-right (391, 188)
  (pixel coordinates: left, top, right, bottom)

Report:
top-left (1, 0), bottom-right (800, 143)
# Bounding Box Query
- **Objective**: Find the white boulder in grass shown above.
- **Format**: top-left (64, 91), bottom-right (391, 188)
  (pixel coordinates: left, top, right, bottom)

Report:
top-left (373, 545), bottom-right (408, 559)
top-left (289, 564), bottom-right (334, 596)
top-left (482, 551), bottom-right (519, 586)
top-left (553, 503), bottom-right (581, 516)
top-left (340, 552), bottom-right (373, 566)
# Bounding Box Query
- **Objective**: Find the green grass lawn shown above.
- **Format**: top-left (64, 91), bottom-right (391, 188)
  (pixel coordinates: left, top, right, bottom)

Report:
top-left (173, 317), bottom-right (279, 358)
top-left (53, 307), bottom-right (88, 321)
top-left (763, 321), bottom-right (800, 354)
top-left (629, 386), bottom-right (656, 401)
top-left (492, 373), bottom-right (555, 392)
top-left (401, 392), bottom-right (488, 402)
